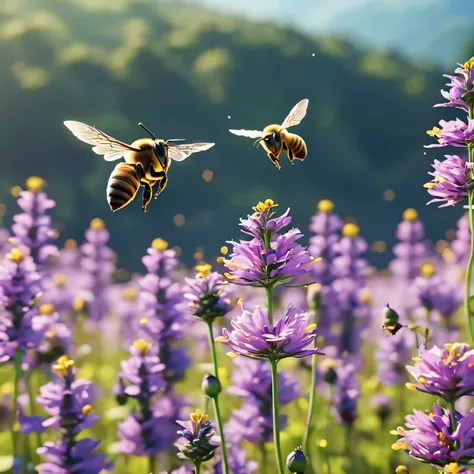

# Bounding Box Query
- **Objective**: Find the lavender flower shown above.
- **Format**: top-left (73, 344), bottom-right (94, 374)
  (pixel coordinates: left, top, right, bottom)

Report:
top-left (392, 404), bottom-right (474, 472)
top-left (10, 177), bottom-right (58, 271)
top-left (176, 409), bottom-right (220, 465)
top-left (372, 393), bottom-right (393, 423)
top-left (0, 248), bottom-right (42, 362)
top-left (210, 446), bottom-right (258, 474)
top-left (223, 200), bottom-right (317, 288)
top-left (406, 343), bottom-right (474, 402)
top-left (333, 363), bottom-right (360, 426)
top-left (435, 58), bottom-right (474, 111)
top-left (376, 331), bottom-right (412, 387)
top-left (424, 155), bottom-right (472, 207)
top-left (452, 214), bottom-right (470, 267)
top-left (185, 264), bottom-right (231, 322)
top-left (220, 305), bottom-right (323, 360)
top-left (425, 119), bottom-right (474, 148)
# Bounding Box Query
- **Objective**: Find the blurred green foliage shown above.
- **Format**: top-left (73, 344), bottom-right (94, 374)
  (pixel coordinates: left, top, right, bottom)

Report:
top-left (0, 0), bottom-right (465, 270)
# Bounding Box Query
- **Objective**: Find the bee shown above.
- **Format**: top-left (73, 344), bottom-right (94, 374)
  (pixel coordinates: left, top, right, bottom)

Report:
top-left (229, 99), bottom-right (309, 169)
top-left (64, 121), bottom-right (214, 212)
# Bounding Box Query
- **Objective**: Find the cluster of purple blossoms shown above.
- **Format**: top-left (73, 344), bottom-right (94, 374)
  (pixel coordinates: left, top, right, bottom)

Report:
top-left (406, 343), bottom-right (474, 402)
top-left (79, 218), bottom-right (116, 322)
top-left (115, 339), bottom-right (179, 455)
top-left (223, 199), bottom-right (317, 288)
top-left (0, 248), bottom-right (42, 362)
top-left (333, 363), bottom-right (360, 426)
top-left (225, 357), bottom-right (300, 444)
top-left (138, 238), bottom-right (190, 385)
top-left (20, 355), bottom-right (110, 474)
top-left (10, 177), bottom-right (58, 272)
top-left (393, 404), bottom-right (474, 473)
top-left (220, 305), bottom-right (322, 361)
top-left (376, 331), bottom-right (412, 387)
top-left (452, 214), bottom-right (470, 267)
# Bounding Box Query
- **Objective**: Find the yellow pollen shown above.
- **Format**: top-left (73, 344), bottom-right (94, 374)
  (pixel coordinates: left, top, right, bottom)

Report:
top-left (64, 239), bottom-right (77, 249)
top-left (253, 199), bottom-right (278, 213)
top-left (72, 298), bottom-right (85, 312)
top-left (132, 339), bottom-right (151, 355)
top-left (152, 238), bottom-right (168, 251)
top-left (124, 287), bottom-right (138, 301)
top-left (419, 377), bottom-right (428, 384)
top-left (216, 256), bottom-right (225, 264)
top-left (39, 304), bottom-right (55, 316)
top-left (426, 126), bottom-right (442, 138)
top-left (463, 57), bottom-right (474, 70)
top-left (429, 413), bottom-right (435, 418)
top-left (405, 383), bottom-right (417, 391)
top-left (434, 175), bottom-right (447, 184)
top-left (312, 257), bottom-right (322, 264)
top-left (46, 330), bottom-right (56, 339)
top-left (420, 263), bottom-right (435, 278)
top-left (53, 274), bottom-right (66, 286)
top-left (26, 176), bottom-right (45, 193)
top-left (402, 208), bottom-right (418, 222)
top-left (444, 462), bottom-right (461, 474)
top-left (226, 351), bottom-right (239, 359)
top-left (82, 405), bottom-right (92, 416)
top-left (319, 439), bottom-right (328, 448)
top-left (359, 288), bottom-right (372, 304)
top-left (306, 324), bottom-right (317, 332)
top-left (423, 182), bottom-right (435, 189)
top-left (342, 223), bottom-right (359, 239)
top-left (215, 336), bottom-right (228, 343)
top-left (220, 246), bottom-right (228, 255)
top-left (52, 355), bottom-right (75, 378)
top-left (89, 218), bottom-right (105, 231)
top-left (6, 248), bottom-right (25, 264)
top-left (395, 466), bottom-right (410, 474)
top-left (392, 442), bottom-right (410, 451)
top-left (139, 318), bottom-right (148, 325)
top-left (389, 430), bottom-right (399, 435)
top-left (469, 362), bottom-right (474, 368)
top-left (317, 199), bottom-right (334, 213)
top-left (195, 263), bottom-right (212, 278)
top-left (190, 409), bottom-right (208, 425)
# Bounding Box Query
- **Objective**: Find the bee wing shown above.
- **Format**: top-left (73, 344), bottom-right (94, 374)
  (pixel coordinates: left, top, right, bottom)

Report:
top-left (229, 129), bottom-right (264, 139)
top-left (279, 99), bottom-right (309, 131)
top-left (64, 120), bottom-right (141, 162)
top-left (168, 142), bottom-right (215, 162)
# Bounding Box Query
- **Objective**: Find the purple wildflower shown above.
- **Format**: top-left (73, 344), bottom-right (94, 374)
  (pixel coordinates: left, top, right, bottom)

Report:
top-left (376, 331), bottom-right (412, 387)
top-left (406, 343), bottom-right (474, 402)
top-left (210, 446), bottom-right (258, 474)
top-left (0, 248), bottom-right (42, 362)
top-left (372, 393), bottom-right (393, 423)
top-left (425, 155), bottom-right (472, 207)
top-left (80, 218), bottom-right (115, 322)
top-left (435, 58), bottom-right (474, 111)
top-left (10, 177), bottom-right (58, 271)
top-left (425, 119), bottom-right (474, 148)
top-left (221, 305), bottom-right (323, 360)
top-left (223, 199), bottom-right (317, 288)
top-left (393, 404), bottom-right (474, 472)
top-left (333, 363), bottom-right (360, 426)
top-left (452, 214), bottom-right (470, 267)
top-left (185, 264), bottom-right (231, 322)
top-left (176, 409), bottom-right (220, 464)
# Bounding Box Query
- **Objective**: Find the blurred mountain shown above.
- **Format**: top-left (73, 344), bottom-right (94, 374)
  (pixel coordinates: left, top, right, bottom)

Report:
top-left (186, 0), bottom-right (473, 66)
top-left (0, 0), bottom-right (463, 270)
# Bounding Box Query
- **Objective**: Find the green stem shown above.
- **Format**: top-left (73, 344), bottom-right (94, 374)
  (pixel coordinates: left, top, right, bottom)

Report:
top-left (465, 188), bottom-right (474, 348)
top-left (195, 463), bottom-right (201, 474)
top-left (259, 442), bottom-right (267, 474)
top-left (11, 349), bottom-right (22, 471)
top-left (25, 371), bottom-right (42, 451)
top-left (206, 321), bottom-right (229, 474)
top-left (149, 454), bottom-right (156, 474)
top-left (270, 358), bottom-right (285, 474)
top-left (424, 307), bottom-right (431, 347)
top-left (265, 285), bottom-right (274, 326)
top-left (448, 399), bottom-right (458, 431)
top-left (325, 387), bottom-right (333, 474)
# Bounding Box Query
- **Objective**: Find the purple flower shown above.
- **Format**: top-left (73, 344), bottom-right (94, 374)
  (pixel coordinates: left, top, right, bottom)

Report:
top-left (406, 343), bottom-right (474, 402)
top-left (240, 202), bottom-right (292, 239)
top-left (376, 331), bottom-right (412, 387)
top-left (185, 264), bottom-right (231, 322)
top-left (393, 404), bottom-right (474, 471)
top-left (80, 218), bottom-right (115, 321)
top-left (425, 119), bottom-right (474, 148)
top-left (138, 238), bottom-right (190, 385)
top-left (435, 58), bottom-right (474, 111)
top-left (210, 446), bottom-right (258, 474)
top-left (223, 200), bottom-right (317, 288)
top-left (221, 305), bottom-right (323, 360)
top-left (225, 403), bottom-right (272, 445)
top-left (333, 363), bottom-right (360, 426)
top-left (10, 177), bottom-right (58, 271)
top-left (372, 393), bottom-right (393, 423)
top-left (176, 409), bottom-right (220, 464)
top-left (425, 155), bottom-right (471, 207)
top-left (452, 214), bottom-right (470, 267)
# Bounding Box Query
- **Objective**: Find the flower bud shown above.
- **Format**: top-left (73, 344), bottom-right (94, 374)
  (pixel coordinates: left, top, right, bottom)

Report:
top-left (382, 304), bottom-right (403, 335)
top-left (286, 446), bottom-right (307, 473)
top-left (114, 378), bottom-right (128, 406)
top-left (395, 466), bottom-right (409, 474)
top-left (320, 358), bottom-right (338, 385)
top-left (201, 374), bottom-right (222, 398)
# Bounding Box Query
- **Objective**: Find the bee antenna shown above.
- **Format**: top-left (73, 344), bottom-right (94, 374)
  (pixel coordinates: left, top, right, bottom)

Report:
top-left (138, 122), bottom-right (156, 140)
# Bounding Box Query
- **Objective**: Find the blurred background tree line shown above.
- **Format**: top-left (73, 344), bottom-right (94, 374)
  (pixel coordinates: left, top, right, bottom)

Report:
top-left (0, 0), bottom-right (472, 270)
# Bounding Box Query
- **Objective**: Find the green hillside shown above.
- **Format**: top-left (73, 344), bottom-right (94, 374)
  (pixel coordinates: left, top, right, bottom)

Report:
top-left (0, 0), bottom-right (458, 269)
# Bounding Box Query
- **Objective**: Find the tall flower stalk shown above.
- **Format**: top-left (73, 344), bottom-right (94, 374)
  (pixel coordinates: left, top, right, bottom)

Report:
top-left (221, 199), bottom-right (322, 474)
top-left (185, 263), bottom-right (231, 474)
top-left (425, 57), bottom-right (474, 346)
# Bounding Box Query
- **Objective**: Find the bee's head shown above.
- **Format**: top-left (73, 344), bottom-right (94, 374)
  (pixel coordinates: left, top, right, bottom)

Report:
top-left (258, 132), bottom-right (282, 154)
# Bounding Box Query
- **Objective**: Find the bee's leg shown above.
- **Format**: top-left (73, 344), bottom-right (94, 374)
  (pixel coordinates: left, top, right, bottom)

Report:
top-left (154, 174), bottom-right (168, 199)
top-left (267, 152), bottom-right (281, 170)
top-left (142, 182), bottom-right (152, 213)
top-left (287, 148), bottom-right (295, 165)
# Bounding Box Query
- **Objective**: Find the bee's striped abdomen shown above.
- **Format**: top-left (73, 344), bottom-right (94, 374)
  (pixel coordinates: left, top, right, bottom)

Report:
top-left (106, 163), bottom-right (140, 212)
top-left (285, 133), bottom-right (307, 161)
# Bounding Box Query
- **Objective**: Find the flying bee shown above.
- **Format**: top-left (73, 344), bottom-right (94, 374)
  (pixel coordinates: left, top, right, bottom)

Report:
top-left (64, 121), bottom-right (214, 212)
top-left (229, 99), bottom-right (309, 170)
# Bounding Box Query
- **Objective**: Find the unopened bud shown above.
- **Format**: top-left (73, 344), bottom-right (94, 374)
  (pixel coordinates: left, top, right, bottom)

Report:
top-left (395, 466), bottom-right (409, 474)
top-left (201, 374), bottom-right (221, 398)
top-left (286, 446), bottom-right (306, 473)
